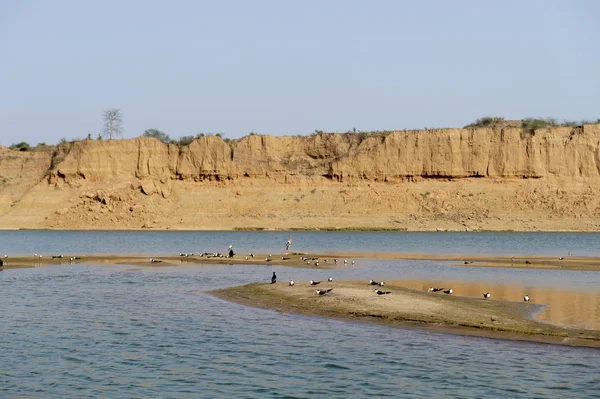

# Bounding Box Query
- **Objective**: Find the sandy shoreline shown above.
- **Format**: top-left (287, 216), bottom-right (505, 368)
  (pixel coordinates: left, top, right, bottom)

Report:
top-left (2, 251), bottom-right (599, 271)
top-left (210, 281), bottom-right (600, 348)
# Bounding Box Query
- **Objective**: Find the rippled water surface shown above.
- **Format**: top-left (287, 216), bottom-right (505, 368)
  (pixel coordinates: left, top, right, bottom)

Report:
top-left (2, 262), bottom-right (600, 398)
top-left (2, 230), bottom-right (600, 256)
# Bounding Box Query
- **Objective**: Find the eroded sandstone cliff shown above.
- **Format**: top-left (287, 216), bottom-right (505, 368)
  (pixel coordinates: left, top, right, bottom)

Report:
top-left (1, 124), bottom-right (599, 231)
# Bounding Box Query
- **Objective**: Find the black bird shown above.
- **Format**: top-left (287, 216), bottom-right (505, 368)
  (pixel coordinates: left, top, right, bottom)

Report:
top-left (315, 288), bottom-right (333, 295)
top-left (271, 272), bottom-right (277, 284)
top-left (310, 280), bottom-right (321, 285)
top-left (443, 288), bottom-right (453, 295)
top-left (369, 279), bottom-right (385, 286)
top-left (483, 292), bottom-right (490, 299)
top-left (428, 287), bottom-right (444, 292)
top-left (374, 289), bottom-right (391, 295)
top-left (525, 260), bottom-right (531, 264)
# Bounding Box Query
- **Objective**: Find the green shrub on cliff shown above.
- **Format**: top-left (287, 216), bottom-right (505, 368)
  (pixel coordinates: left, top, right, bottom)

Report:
top-left (173, 135), bottom-right (195, 146)
top-left (521, 118), bottom-right (558, 129)
top-left (9, 142), bottom-right (30, 151)
top-left (143, 129), bottom-right (171, 143)
top-left (464, 117), bottom-right (505, 128)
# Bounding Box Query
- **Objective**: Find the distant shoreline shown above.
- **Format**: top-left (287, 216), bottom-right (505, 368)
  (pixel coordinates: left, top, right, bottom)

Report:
top-left (7, 227), bottom-right (600, 232)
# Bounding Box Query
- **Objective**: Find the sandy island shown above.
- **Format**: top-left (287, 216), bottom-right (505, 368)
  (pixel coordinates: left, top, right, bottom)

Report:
top-left (211, 281), bottom-right (600, 348)
top-left (2, 251), bottom-right (600, 271)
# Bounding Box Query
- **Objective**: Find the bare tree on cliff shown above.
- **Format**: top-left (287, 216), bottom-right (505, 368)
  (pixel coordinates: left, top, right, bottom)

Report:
top-left (102, 109), bottom-right (123, 140)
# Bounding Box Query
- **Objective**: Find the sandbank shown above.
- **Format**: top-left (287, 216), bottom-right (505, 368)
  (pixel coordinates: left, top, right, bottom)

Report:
top-left (210, 281), bottom-right (600, 348)
top-left (1, 251), bottom-right (599, 271)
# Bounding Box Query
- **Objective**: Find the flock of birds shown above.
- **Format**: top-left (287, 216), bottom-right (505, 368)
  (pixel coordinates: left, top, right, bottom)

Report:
top-left (266, 251), bottom-right (533, 302)
top-left (0, 243), bottom-right (536, 304)
top-left (427, 286), bottom-right (530, 301)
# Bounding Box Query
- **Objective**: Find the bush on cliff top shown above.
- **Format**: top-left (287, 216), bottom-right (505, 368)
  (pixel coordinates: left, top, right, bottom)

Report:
top-left (464, 117), bottom-right (506, 128)
top-left (9, 142), bottom-right (30, 151)
top-left (465, 116), bottom-right (598, 130)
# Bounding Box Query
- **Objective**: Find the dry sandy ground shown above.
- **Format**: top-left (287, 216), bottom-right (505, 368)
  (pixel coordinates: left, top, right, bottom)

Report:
top-left (211, 281), bottom-right (600, 348)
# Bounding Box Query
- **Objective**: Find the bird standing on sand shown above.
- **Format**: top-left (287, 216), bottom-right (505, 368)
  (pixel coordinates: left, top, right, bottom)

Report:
top-left (327, 277), bottom-right (333, 282)
top-left (289, 280), bottom-right (294, 286)
top-left (271, 272), bottom-right (277, 284)
top-left (286, 236), bottom-right (292, 251)
top-left (428, 287), bottom-right (444, 292)
top-left (374, 289), bottom-right (391, 295)
top-left (315, 288), bottom-right (333, 295)
top-left (310, 280), bottom-right (321, 285)
top-left (369, 280), bottom-right (385, 286)
top-left (483, 292), bottom-right (490, 299)
top-left (443, 288), bottom-right (453, 295)
top-left (524, 295), bottom-right (530, 302)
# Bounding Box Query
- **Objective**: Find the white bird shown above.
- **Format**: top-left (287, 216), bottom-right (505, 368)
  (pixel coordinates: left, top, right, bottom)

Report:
top-left (483, 292), bottom-right (490, 299)
top-left (344, 259), bottom-right (347, 264)
top-left (559, 257), bottom-right (564, 260)
top-left (289, 280), bottom-right (294, 286)
top-left (524, 295), bottom-right (530, 302)
top-left (245, 256), bottom-right (248, 260)
top-left (327, 277), bottom-right (333, 282)
top-left (351, 261), bottom-right (355, 265)
top-left (429, 287), bottom-right (444, 292)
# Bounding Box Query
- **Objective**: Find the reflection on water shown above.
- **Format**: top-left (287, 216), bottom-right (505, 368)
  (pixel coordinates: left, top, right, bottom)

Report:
top-left (388, 280), bottom-right (600, 330)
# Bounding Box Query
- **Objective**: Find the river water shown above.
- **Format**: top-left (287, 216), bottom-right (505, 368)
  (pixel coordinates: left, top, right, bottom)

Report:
top-left (1, 231), bottom-right (599, 398)
top-left (1, 230), bottom-right (600, 256)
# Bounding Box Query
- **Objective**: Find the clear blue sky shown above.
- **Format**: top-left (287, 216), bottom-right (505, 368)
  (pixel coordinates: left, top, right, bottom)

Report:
top-left (1, 0), bottom-right (598, 146)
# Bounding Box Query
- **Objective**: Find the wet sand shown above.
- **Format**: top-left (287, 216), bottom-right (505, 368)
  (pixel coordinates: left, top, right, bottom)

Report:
top-left (2, 252), bottom-right (600, 271)
top-left (211, 281), bottom-right (600, 348)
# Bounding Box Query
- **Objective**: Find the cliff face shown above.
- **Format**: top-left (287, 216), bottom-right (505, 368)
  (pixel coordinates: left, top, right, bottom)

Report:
top-left (47, 125), bottom-right (600, 184)
top-left (1, 125), bottom-right (600, 231)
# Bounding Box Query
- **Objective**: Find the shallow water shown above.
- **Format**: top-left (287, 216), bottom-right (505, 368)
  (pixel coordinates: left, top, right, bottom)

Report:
top-left (2, 262), bottom-right (600, 398)
top-left (1, 230), bottom-right (600, 256)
